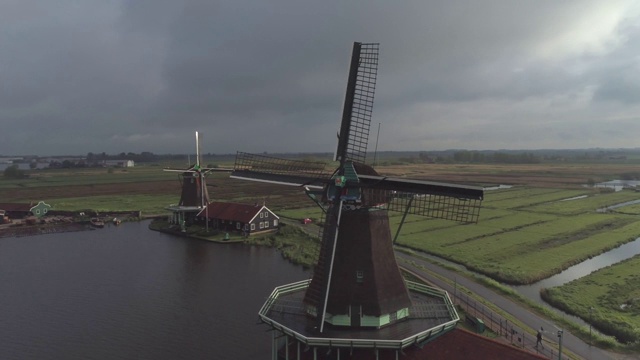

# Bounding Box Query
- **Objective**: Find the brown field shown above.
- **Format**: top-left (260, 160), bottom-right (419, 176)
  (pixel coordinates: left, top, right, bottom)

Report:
top-left (378, 163), bottom-right (637, 188)
top-left (1, 162), bottom-right (634, 206)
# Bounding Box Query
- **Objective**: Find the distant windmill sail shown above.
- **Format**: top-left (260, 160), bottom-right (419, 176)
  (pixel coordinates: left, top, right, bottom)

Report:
top-left (164, 131), bottom-right (233, 208)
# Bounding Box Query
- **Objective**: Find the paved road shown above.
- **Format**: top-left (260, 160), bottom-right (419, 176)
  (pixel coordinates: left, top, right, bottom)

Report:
top-left (395, 251), bottom-right (628, 360)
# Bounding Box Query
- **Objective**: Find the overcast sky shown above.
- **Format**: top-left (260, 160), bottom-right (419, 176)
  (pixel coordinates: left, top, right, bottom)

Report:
top-left (2, 1), bottom-right (640, 156)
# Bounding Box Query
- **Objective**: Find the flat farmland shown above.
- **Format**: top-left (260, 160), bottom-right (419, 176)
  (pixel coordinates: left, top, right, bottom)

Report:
top-left (3, 163), bottom-right (640, 276)
top-left (4, 160), bottom-right (640, 345)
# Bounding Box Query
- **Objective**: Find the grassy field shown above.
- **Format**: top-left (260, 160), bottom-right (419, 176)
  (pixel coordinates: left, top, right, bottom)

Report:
top-left (541, 255), bottom-right (640, 344)
top-left (393, 187), bottom-right (640, 284)
top-left (273, 187), bottom-right (640, 286)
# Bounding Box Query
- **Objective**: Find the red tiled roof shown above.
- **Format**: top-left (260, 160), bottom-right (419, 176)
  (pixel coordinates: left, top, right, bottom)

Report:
top-left (281, 328), bottom-right (547, 360)
top-left (0, 203), bottom-right (32, 212)
top-left (410, 327), bottom-right (548, 360)
top-left (197, 202), bottom-right (274, 223)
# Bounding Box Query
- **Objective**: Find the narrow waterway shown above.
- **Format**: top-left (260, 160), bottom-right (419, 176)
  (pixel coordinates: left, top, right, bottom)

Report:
top-left (0, 221), bottom-right (309, 360)
top-left (513, 237), bottom-right (640, 300)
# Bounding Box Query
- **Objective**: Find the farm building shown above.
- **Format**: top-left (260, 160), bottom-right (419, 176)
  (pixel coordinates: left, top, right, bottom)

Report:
top-left (197, 202), bottom-right (279, 235)
top-left (0, 201), bottom-right (51, 219)
top-left (103, 160), bottom-right (135, 168)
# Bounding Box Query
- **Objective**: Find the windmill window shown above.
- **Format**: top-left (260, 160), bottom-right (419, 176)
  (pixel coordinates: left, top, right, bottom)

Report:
top-left (251, 224), bottom-right (255, 231)
top-left (43, 209), bottom-right (47, 213)
top-left (265, 212), bottom-right (269, 218)
top-left (36, 210), bottom-right (40, 214)
top-left (273, 219), bottom-right (278, 227)
top-left (236, 222), bottom-right (241, 230)
top-left (264, 222), bottom-right (269, 228)
top-left (260, 213), bottom-right (263, 218)
top-left (356, 270), bottom-right (364, 283)
top-left (259, 222), bottom-right (264, 229)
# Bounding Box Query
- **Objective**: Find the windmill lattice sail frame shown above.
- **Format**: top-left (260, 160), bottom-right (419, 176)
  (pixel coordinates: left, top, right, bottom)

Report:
top-left (336, 42), bottom-right (379, 165)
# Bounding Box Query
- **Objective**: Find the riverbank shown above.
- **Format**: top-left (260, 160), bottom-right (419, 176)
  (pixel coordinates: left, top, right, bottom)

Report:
top-left (148, 218), bottom-right (320, 267)
top-left (0, 221), bottom-right (91, 238)
top-left (147, 219), bottom-right (246, 244)
top-left (0, 211), bottom-right (151, 239)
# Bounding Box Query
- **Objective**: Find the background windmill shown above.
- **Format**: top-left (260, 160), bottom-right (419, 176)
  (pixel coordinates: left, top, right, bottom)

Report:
top-left (232, 42), bottom-right (484, 357)
top-left (165, 131), bottom-right (231, 232)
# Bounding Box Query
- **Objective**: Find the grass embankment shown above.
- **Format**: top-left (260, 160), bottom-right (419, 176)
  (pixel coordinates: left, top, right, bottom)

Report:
top-left (242, 224), bottom-right (320, 268)
top-left (541, 255), bottom-right (640, 347)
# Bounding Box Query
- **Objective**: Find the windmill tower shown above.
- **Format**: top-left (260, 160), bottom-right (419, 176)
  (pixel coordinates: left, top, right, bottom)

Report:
top-left (165, 131), bottom-right (231, 232)
top-left (232, 43), bottom-right (484, 359)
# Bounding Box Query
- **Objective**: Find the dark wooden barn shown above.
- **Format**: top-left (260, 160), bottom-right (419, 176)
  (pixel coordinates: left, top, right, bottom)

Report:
top-left (197, 202), bottom-right (279, 235)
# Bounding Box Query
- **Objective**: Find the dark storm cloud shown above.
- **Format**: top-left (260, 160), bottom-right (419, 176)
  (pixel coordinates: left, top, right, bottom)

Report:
top-left (1, 0), bottom-right (639, 155)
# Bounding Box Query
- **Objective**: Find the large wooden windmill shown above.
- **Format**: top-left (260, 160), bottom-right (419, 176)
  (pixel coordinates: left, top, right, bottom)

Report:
top-left (165, 131), bottom-right (231, 232)
top-left (232, 43), bottom-right (484, 358)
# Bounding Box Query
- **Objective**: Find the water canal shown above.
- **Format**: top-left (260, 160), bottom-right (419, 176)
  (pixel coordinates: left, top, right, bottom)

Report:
top-left (513, 237), bottom-right (640, 300)
top-left (0, 221), bottom-right (308, 360)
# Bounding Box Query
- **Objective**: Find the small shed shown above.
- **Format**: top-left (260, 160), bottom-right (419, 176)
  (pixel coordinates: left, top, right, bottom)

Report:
top-left (30, 201), bottom-right (52, 218)
top-left (103, 160), bottom-right (135, 168)
top-left (197, 202), bottom-right (279, 235)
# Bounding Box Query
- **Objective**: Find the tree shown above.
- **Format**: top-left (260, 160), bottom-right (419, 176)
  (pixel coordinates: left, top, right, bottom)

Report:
top-left (3, 165), bottom-right (24, 178)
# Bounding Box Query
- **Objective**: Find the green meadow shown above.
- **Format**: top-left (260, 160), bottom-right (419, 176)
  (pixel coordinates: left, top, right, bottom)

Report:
top-left (541, 255), bottom-right (640, 344)
top-left (392, 186), bottom-right (640, 285)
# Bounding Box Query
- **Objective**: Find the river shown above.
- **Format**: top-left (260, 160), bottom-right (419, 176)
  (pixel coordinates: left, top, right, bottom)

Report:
top-left (0, 221), bottom-right (308, 360)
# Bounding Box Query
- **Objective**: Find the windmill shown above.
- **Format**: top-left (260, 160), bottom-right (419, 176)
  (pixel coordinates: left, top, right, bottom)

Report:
top-left (164, 131), bottom-right (231, 232)
top-left (232, 43), bottom-right (484, 357)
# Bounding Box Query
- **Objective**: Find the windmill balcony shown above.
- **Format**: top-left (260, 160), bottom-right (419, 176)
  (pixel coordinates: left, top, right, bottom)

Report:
top-left (258, 279), bottom-right (460, 352)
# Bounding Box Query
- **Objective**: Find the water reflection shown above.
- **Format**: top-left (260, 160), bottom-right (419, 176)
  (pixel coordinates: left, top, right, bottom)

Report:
top-left (597, 199), bottom-right (640, 212)
top-left (0, 221), bottom-right (308, 360)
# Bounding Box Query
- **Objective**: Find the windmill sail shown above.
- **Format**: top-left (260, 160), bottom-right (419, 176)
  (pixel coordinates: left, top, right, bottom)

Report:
top-left (231, 151), bottom-right (329, 189)
top-left (164, 131), bottom-right (232, 208)
top-left (358, 175), bottom-right (483, 223)
top-left (335, 43), bottom-right (379, 165)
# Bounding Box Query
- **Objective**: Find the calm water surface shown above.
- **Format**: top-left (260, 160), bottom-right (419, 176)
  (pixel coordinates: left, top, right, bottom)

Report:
top-left (0, 221), bottom-right (307, 360)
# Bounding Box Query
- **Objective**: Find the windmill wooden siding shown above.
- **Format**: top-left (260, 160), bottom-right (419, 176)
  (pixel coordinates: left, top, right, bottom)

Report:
top-left (196, 202), bottom-right (279, 235)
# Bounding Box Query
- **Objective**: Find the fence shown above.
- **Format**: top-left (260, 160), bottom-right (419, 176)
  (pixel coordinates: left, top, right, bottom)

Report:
top-left (454, 289), bottom-right (573, 360)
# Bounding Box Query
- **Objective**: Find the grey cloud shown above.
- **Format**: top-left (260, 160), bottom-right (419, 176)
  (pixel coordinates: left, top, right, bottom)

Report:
top-left (1, 0), bottom-right (639, 155)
